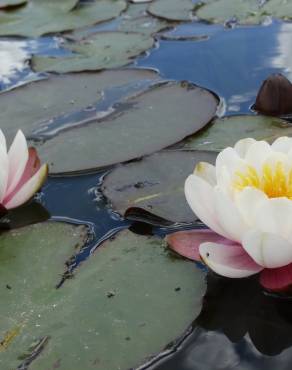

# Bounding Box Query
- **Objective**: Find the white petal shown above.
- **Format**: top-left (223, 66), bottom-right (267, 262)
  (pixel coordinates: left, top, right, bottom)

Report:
top-left (5, 164), bottom-right (48, 209)
top-left (242, 230), bottom-right (292, 268)
top-left (200, 242), bottom-right (263, 278)
top-left (234, 138), bottom-right (257, 158)
top-left (272, 136), bottom-right (292, 153)
top-left (216, 147), bottom-right (244, 178)
top-left (214, 187), bottom-right (248, 242)
top-left (0, 129), bottom-right (7, 152)
top-left (245, 141), bottom-right (272, 173)
top-left (253, 198), bottom-right (292, 241)
top-left (235, 187), bottom-right (268, 227)
top-left (0, 145), bottom-right (8, 202)
top-left (6, 130), bottom-right (28, 196)
top-left (194, 162), bottom-right (216, 186)
top-left (185, 174), bottom-right (230, 238)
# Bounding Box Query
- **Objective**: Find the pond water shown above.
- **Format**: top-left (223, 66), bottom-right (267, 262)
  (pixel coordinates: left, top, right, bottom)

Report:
top-left (2, 2), bottom-right (292, 369)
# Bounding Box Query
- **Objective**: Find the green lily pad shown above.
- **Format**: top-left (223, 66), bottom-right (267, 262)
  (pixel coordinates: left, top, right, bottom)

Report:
top-left (148, 0), bottom-right (195, 21)
top-left (102, 150), bottom-right (216, 223)
top-left (67, 3), bottom-right (169, 42)
top-left (0, 69), bottom-right (159, 143)
top-left (261, 0), bottom-right (292, 20)
top-left (196, 0), bottom-right (263, 24)
top-left (32, 31), bottom-right (154, 74)
top-left (118, 3), bottom-right (170, 35)
top-left (182, 115), bottom-right (292, 152)
top-left (0, 0), bottom-right (127, 37)
top-left (0, 0), bottom-right (27, 8)
top-left (32, 81), bottom-right (219, 174)
top-left (0, 226), bottom-right (206, 370)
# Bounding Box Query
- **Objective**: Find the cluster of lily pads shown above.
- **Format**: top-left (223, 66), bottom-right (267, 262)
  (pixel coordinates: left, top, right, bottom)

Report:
top-left (2, 0), bottom-right (292, 369)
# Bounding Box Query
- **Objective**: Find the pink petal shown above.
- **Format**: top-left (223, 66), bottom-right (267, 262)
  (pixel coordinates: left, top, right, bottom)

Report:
top-left (167, 229), bottom-right (235, 261)
top-left (260, 265), bottom-right (292, 291)
top-left (6, 130), bottom-right (28, 195)
top-left (200, 242), bottom-right (263, 278)
top-left (4, 164), bottom-right (48, 209)
top-left (3, 147), bottom-right (41, 205)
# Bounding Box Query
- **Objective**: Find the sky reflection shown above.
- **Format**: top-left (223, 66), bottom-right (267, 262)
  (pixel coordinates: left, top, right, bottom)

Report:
top-left (138, 20), bottom-right (292, 115)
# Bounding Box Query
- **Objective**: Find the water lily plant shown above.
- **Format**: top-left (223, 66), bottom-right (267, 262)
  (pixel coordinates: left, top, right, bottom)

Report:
top-left (168, 137), bottom-right (292, 292)
top-left (0, 129), bottom-right (48, 214)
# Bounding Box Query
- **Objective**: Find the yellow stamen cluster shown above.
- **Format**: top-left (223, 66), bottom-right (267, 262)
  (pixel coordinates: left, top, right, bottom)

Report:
top-left (233, 162), bottom-right (292, 199)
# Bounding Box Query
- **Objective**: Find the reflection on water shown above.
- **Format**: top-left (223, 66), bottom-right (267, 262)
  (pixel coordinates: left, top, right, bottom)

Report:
top-left (148, 275), bottom-right (292, 370)
top-left (138, 20), bottom-right (292, 114)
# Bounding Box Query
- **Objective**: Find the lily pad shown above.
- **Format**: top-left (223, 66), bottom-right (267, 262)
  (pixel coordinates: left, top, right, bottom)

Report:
top-left (32, 31), bottom-right (154, 74)
top-left (0, 0), bottom-right (27, 8)
top-left (118, 3), bottom-right (170, 36)
top-left (196, 0), bottom-right (263, 25)
top-left (148, 0), bottom-right (195, 21)
top-left (0, 0), bottom-right (127, 37)
top-left (261, 0), bottom-right (292, 20)
top-left (182, 115), bottom-right (292, 152)
top-left (102, 150), bottom-right (216, 224)
top-left (32, 81), bottom-right (219, 174)
top-left (0, 69), bottom-right (159, 143)
top-left (0, 226), bottom-right (206, 370)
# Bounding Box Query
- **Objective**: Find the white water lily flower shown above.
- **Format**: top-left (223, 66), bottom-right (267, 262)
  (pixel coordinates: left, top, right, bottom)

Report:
top-left (0, 129), bottom-right (48, 212)
top-left (171, 136), bottom-right (292, 292)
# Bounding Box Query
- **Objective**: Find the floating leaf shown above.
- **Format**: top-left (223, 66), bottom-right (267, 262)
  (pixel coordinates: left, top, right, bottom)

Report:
top-left (148, 0), bottom-right (195, 21)
top-left (0, 227), bottom-right (206, 370)
top-left (32, 31), bottom-right (154, 73)
top-left (182, 115), bottom-right (292, 152)
top-left (118, 3), bottom-right (169, 35)
top-left (102, 150), bottom-right (216, 223)
top-left (196, 0), bottom-right (263, 24)
top-left (67, 3), bottom-right (169, 42)
top-left (32, 82), bottom-right (219, 174)
top-left (0, 69), bottom-right (159, 143)
top-left (261, 0), bottom-right (292, 20)
top-left (0, 0), bottom-right (127, 37)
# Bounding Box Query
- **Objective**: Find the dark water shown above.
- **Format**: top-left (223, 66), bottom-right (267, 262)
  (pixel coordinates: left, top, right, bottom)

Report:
top-left (6, 17), bottom-right (292, 370)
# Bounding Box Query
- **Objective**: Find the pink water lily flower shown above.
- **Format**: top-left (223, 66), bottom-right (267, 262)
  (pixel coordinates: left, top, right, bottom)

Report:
top-left (168, 137), bottom-right (292, 292)
top-left (0, 129), bottom-right (48, 212)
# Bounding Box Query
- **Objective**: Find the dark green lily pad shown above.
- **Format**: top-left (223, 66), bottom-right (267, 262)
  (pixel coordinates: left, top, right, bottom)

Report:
top-left (182, 115), bottom-right (292, 152)
top-left (148, 0), bottom-right (195, 21)
top-left (0, 0), bottom-right (127, 37)
top-left (0, 69), bottom-right (159, 143)
top-left (102, 150), bottom-right (216, 223)
top-left (32, 81), bottom-right (219, 174)
top-left (32, 31), bottom-right (154, 74)
top-left (0, 226), bottom-right (206, 370)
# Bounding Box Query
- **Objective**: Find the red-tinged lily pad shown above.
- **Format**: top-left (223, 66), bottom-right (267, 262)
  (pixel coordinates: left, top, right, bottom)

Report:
top-left (167, 229), bottom-right (234, 261)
